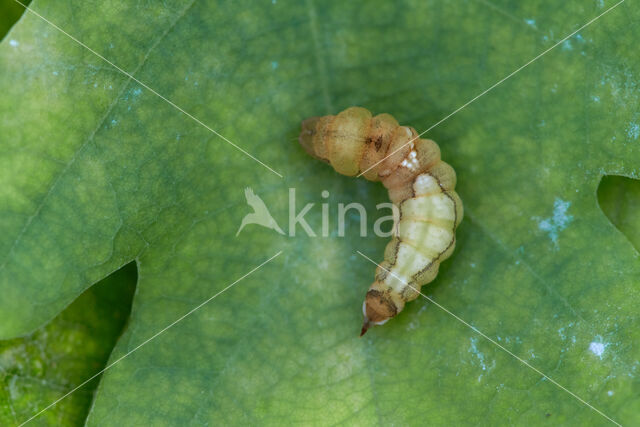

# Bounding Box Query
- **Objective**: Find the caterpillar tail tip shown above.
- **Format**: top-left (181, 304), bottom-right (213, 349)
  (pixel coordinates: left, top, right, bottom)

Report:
top-left (360, 319), bottom-right (370, 337)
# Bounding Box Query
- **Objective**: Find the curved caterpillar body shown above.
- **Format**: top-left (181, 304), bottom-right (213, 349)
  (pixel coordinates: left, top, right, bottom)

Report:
top-left (299, 107), bottom-right (463, 335)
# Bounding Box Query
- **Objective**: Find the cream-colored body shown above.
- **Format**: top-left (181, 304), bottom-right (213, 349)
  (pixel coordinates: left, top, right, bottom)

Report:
top-left (299, 107), bottom-right (463, 334)
top-left (370, 173), bottom-right (462, 317)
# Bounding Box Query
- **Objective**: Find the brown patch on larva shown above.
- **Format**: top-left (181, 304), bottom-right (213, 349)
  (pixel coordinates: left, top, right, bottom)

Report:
top-left (388, 236), bottom-right (401, 268)
top-left (400, 285), bottom-right (416, 300)
top-left (361, 289), bottom-right (398, 336)
top-left (358, 119), bottom-right (376, 175)
top-left (365, 290), bottom-right (397, 317)
top-left (375, 264), bottom-right (389, 282)
top-left (374, 136), bottom-right (383, 151)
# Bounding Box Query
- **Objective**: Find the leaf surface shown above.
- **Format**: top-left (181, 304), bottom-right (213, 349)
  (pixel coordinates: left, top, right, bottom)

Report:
top-left (599, 175), bottom-right (640, 251)
top-left (0, 263), bottom-right (136, 426)
top-left (1, 0), bottom-right (639, 425)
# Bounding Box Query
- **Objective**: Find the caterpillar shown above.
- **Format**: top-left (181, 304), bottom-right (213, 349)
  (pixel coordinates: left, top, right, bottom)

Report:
top-left (298, 106), bottom-right (463, 336)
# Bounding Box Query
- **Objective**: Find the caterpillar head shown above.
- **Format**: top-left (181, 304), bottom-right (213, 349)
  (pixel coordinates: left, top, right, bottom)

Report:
top-left (360, 289), bottom-right (402, 336)
top-left (298, 116), bottom-right (319, 156)
top-left (298, 116), bottom-right (331, 163)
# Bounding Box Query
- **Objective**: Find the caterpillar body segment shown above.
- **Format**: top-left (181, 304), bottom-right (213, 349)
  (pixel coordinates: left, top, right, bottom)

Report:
top-left (299, 107), bottom-right (463, 335)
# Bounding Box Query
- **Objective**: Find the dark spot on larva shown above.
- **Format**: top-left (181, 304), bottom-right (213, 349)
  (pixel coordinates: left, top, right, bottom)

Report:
top-left (400, 285), bottom-right (415, 300)
top-left (374, 136), bottom-right (383, 151)
top-left (390, 238), bottom-right (401, 266)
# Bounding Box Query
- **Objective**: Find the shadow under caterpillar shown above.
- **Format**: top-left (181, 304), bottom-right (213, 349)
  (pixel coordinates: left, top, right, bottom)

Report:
top-left (299, 107), bottom-right (463, 336)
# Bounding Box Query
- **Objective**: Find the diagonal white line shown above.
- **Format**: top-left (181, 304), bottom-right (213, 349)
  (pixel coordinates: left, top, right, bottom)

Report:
top-left (18, 251), bottom-right (283, 426)
top-left (356, 250), bottom-right (621, 426)
top-left (11, 0), bottom-right (283, 179)
top-left (357, 0), bottom-right (626, 178)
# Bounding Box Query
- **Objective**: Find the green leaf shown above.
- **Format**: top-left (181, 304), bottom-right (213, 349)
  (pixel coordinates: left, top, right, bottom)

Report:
top-left (0, 262), bottom-right (136, 426)
top-left (598, 175), bottom-right (640, 251)
top-left (0, 0), bottom-right (29, 40)
top-left (1, 0), bottom-right (639, 425)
